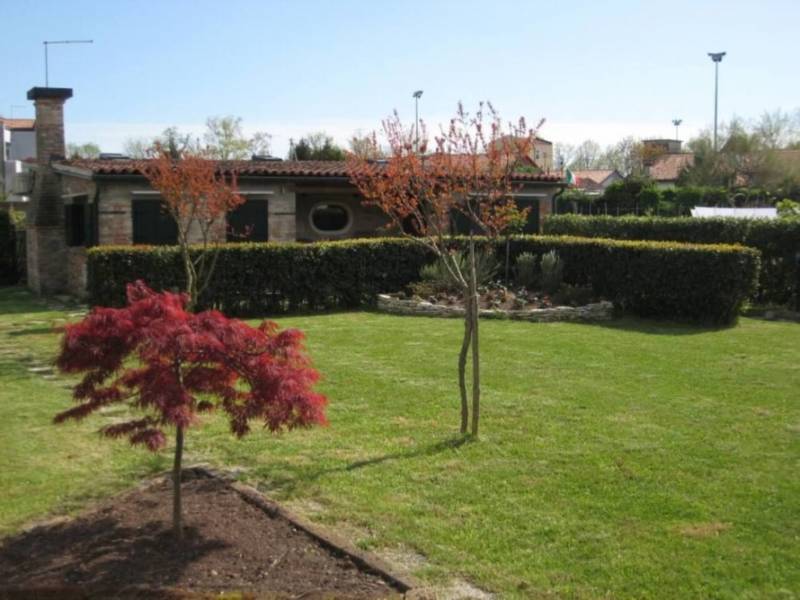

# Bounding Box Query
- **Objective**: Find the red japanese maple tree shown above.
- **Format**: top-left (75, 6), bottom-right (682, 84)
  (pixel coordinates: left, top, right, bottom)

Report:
top-left (55, 281), bottom-right (327, 541)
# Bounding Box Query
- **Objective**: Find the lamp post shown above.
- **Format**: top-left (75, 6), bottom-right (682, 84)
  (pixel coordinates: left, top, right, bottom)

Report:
top-left (672, 118), bottom-right (683, 141)
top-left (412, 90), bottom-right (423, 153)
top-left (708, 52), bottom-right (726, 151)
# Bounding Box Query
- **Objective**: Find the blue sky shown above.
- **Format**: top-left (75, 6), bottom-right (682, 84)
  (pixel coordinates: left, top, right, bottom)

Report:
top-left (2, 0), bottom-right (798, 155)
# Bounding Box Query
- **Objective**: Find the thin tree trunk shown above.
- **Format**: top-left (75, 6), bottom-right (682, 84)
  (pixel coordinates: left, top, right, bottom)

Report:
top-left (181, 246), bottom-right (197, 311)
top-left (469, 240), bottom-right (481, 438)
top-left (172, 425), bottom-right (184, 542)
top-left (504, 236), bottom-right (511, 283)
top-left (458, 291), bottom-right (472, 434)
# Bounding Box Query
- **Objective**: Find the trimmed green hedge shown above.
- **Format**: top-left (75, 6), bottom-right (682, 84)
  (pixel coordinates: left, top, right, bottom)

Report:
top-left (544, 215), bottom-right (800, 305)
top-left (88, 236), bottom-right (759, 324)
top-left (503, 236), bottom-right (759, 324)
top-left (0, 210), bottom-right (20, 286)
top-left (87, 238), bottom-right (432, 314)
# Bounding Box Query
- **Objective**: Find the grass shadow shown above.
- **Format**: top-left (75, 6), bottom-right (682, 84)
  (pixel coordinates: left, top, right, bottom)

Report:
top-left (577, 316), bottom-right (731, 337)
top-left (255, 434), bottom-right (472, 496)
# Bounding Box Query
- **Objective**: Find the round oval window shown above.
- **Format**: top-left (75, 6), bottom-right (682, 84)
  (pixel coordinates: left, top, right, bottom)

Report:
top-left (310, 203), bottom-right (350, 234)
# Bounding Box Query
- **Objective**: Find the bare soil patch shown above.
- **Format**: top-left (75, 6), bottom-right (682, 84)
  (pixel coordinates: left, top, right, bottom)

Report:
top-left (0, 474), bottom-right (404, 599)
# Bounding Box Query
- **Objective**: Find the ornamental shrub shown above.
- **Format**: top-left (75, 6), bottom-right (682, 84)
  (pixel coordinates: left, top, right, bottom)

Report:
top-left (539, 250), bottom-right (564, 295)
top-left (56, 281), bottom-right (327, 540)
top-left (88, 236), bottom-right (758, 324)
top-left (542, 215), bottom-right (797, 304)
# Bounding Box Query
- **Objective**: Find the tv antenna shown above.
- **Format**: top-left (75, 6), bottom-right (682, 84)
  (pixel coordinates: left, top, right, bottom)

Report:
top-left (43, 40), bottom-right (93, 86)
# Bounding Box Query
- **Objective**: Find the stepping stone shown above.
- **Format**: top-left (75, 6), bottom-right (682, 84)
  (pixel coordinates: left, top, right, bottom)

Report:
top-left (28, 366), bottom-right (54, 374)
top-left (42, 375), bottom-right (59, 381)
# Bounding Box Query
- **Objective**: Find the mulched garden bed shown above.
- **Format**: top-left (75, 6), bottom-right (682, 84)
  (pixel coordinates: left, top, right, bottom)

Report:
top-left (0, 471), bottom-right (407, 599)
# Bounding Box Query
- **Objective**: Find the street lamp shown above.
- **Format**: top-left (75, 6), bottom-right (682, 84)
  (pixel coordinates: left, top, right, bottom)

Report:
top-left (708, 51), bottom-right (726, 151)
top-left (672, 118), bottom-right (683, 141)
top-left (412, 90), bottom-right (423, 152)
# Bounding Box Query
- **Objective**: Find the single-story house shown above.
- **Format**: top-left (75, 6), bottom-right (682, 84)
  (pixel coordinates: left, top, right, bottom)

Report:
top-left (572, 169), bottom-right (623, 195)
top-left (22, 86), bottom-right (566, 297)
top-left (642, 139), bottom-right (694, 188)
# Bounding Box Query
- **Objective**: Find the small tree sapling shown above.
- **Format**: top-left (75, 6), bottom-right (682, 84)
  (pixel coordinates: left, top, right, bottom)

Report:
top-left (55, 281), bottom-right (327, 542)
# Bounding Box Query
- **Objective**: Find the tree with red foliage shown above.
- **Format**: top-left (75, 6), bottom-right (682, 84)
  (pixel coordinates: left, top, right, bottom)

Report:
top-left (138, 148), bottom-right (244, 310)
top-left (347, 102), bottom-right (542, 437)
top-left (55, 281), bottom-right (327, 541)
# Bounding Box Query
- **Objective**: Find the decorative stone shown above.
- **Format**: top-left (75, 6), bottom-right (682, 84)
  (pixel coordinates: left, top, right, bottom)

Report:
top-left (376, 294), bottom-right (614, 323)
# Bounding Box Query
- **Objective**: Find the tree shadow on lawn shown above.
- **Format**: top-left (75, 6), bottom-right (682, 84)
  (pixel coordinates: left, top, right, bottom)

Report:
top-left (0, 517), bottom-right (228, 590)
top-left (578, 316), bottom-right (732, 337)
top-left (259, 435), bottom-right (471, 496)
top-left (0, 286), bottom-right (71, 316)
top-left (7, 326), bottom-right (64, 337)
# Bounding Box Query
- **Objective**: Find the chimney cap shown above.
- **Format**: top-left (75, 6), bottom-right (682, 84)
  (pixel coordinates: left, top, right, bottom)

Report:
top-left (27, 87), bottom-right (73, 101)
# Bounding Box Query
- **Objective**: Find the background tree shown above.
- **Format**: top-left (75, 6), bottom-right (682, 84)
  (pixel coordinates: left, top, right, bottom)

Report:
top-left (289, 132), bottom-right (345, 160)
top-left (204, 115), bottom-right (273, 159)
top-left (55, 281), bottom-right (327, 542)
top-left (569, 140), bottom-right (602, 170)
top-left (66, 142), bottom-right (101, 159)
top-left (138, 148), bottom-right (244, 309)
top-left (348, 102), bottom-right (539, 437)
top-left (124, 118), bottom-right (272, 160)
top-left (348, 130), bottom-right (385, 159)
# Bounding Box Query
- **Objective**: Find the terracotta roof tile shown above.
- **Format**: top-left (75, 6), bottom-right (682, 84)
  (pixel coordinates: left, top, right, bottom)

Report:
top-left (572, 170), bottom-right (618, 185)
top-left (0, 117), bottom-right (35, 130)
top-left (57, 158), bottom-right (564, 183)
top-left (647, 153), bottom-right (694, 182)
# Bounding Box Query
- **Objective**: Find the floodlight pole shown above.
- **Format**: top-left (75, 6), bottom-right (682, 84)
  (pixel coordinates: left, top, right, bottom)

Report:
top-left (413, 90), bottom-right (423, 153)
top-left (708, 52), bottom-right (726, 151)
top-left (672, 118), bottom-right (683, 141)
top-left (44, 39), bottom-right (94, 86)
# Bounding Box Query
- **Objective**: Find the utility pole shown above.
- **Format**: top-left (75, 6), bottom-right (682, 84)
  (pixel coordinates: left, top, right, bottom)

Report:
top-left (44, 40), bottom-right (93, 86)
top-left (412, 90), bottom-right (423, 153)
top-left (708, 52), bottom-right (726, 151)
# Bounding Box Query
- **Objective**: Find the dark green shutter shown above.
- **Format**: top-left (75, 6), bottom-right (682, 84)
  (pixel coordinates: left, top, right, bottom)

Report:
top-left (133, 199), bottom-right (178, 245)
top-left (227, 200), bottom-right (269, 242)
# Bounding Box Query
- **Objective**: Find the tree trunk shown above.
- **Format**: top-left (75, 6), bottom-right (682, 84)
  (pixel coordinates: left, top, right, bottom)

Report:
top-left (181, 246), bottom-right (197, 311)
top-left (469, 239), bottom-right (481, 438)
top-left (458, 291), bottom-right (472, 434)
top-left (172, 425), bottom-right (184, 542)
top-left (504, 236), bottom-right (511, 283)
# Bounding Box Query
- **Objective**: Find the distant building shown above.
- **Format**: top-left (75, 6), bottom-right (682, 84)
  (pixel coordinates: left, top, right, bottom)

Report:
top-left (642, 139), bottom-right (694, 188)
top-left (490, 135), bottom-right (554, 171)
top-left (0, 117), bottom-right (36, 207)
top-left (572, 169), bottom-right (623, 195)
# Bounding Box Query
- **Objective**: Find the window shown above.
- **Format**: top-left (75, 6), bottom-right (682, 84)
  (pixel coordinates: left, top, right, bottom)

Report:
top-left (64, 196), bottom-right (96, 247)
top-left (309, 203), bottom-right (351, 234)
top-left (132, 199), bottom-right (178, 245)
top-left (227, 199), bottom-right (269, 242)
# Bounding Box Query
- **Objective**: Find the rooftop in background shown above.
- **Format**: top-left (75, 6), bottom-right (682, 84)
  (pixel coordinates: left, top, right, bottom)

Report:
top-left (572, 169), bottom-right (618, 184)
top-left (0, 117), bottom-right (35, 130)
top-left (647, 153), bottom-right (694, 182)
top-left (54, 158), bottom-right (565, 182)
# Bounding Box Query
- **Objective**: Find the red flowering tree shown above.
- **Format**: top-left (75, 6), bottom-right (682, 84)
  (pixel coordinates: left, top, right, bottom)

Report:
top-left (347, 102), bottom-right (542, 437)
top-left (55, 281), bottom-right (327, 541)
top-left (138, 148), bottom-right (244, 310)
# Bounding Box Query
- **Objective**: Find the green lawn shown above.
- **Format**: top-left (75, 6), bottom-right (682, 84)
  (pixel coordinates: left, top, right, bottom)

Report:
top-left (1, 286), bottom-right (798, 598)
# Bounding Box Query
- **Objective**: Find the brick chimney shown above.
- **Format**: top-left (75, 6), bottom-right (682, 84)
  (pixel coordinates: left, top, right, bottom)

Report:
top-left (26, 87), bottom-right (73, 295)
